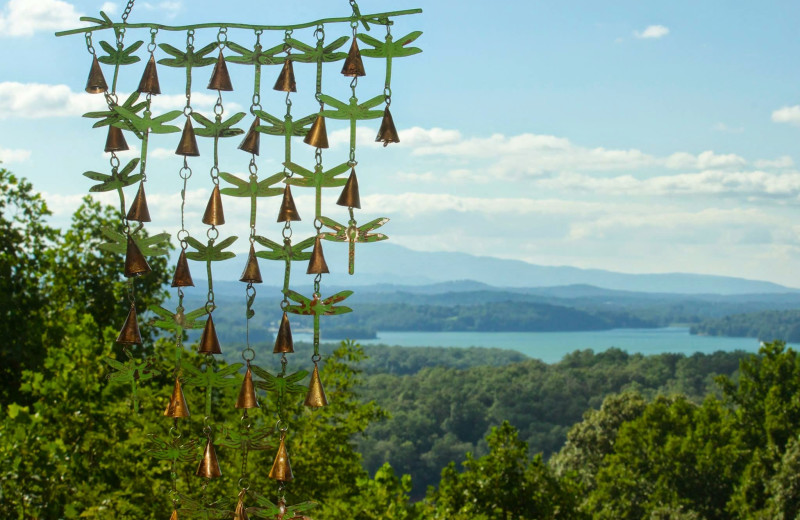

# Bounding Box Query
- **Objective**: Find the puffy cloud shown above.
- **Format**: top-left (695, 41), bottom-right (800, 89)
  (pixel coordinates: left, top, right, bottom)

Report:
top-left (0, 0), bottom-right (84, 37)
top-left (634, 25), bottom-right (670, 39)
top-left (0, 147), bottom-right (32, 163)
top-left (664, 150), bottom-right (747, 170)
top-left (0, 82), bottom-right (105, 118)
top-left (772, 105), bottom-right (800, 126)
top-left (754, 156), bottom-right (795, 169)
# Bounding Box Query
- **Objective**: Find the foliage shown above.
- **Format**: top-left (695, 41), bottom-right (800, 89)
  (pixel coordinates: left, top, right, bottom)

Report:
top-left (691, 310), bottom-right (800, 341)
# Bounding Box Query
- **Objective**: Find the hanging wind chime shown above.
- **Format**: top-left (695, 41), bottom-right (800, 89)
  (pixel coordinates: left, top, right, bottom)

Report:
top-left (58, 1), bottom-right (421, 517)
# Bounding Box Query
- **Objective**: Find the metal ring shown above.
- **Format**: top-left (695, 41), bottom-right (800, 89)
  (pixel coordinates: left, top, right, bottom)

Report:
top-left (280, 300), bottom-right (289, 310)
top-left (169, 426), bottom-right (181, 439)
top-left (241, 348), bottom-right (255, 362)
top-left (206, 226), bottom-right (219, 241)
top-left (179, 165), bottom-right (192, 180)
top-left (311, 353), bottom-right (321, 363)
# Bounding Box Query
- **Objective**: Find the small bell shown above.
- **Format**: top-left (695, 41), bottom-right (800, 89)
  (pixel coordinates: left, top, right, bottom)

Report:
top-left (195, 438), bottom-right (222, 479)
top-left (336, 168), bottom-right (361, 209)
top-left (124, 236), bottom-right (151, 277)
top-left (306, 235), bottom-right (330, 275)
top-left (126, 182), bottom-right (151, 223)
top-left (207, 50), bottom-right (233, 91)
top-left (238, 117), bottom-right (261, 155)
top-left (169, 510), bottom-right (179, 520)
top-left (239, 244), bottom-right (263, 284)
top-left (171, 249), bottom-right (194, 287)
top-left (375, 107), bottom-right (400, 146)
top-left (116, 304), bottom-right (142, 345)
top-left (268, 436), bottom-right (294, 482)
top-left (164, 376), bottom-right (190, 418)
top-left (341, 37), bottom-right (366, 77)
top-left (234, 494), bottom-right (250, 520)
top-left (175, 117), bottom-right (200, 157)
top-left (273, 312), bottom-right (294, 354)
top-left (304, 363), bottom-right (328, 408)
top-left (273, 59), bottom-right (297, 92)
top-left (235, 366), bottom-right (259, 409)
top-left (202, 185), bottom-right (225, 226)
top-left (303, 114), bottom-right (329, 149)
top-left (104, 125), bottom-right (129, 152)
top-left (198, 314), bottom-right (222, 355)
top-left (277, 184), bottom-right (301, 222)
top-left (137, 55), bottom-right (161, 95)
top-left (85, 54), bottom-right (108, 94)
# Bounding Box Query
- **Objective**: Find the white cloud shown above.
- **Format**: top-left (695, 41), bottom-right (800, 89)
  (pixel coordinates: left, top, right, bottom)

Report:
top-left (772, 105), bottom-right (800, 126)
top-left (713, 122), bottom-right (744, 133)
top-left (665, 150), bottom-right (747, 170)
top-left (0, 0), bottom-right (84, 37)
top-left (139, 1), bottom-right (181, 19)
top-left (634, 25), bottom-right (670, 39)
top-left (0, 147), bottom-right (31, 163)
top-left (0, 82), bottom-right (105, 118)
top-left (150, 147), bottom-right (175, 159)
top-left (754, 156), bottom-right (794, 169)
top-left (101, 2), bottom-right (117, 15)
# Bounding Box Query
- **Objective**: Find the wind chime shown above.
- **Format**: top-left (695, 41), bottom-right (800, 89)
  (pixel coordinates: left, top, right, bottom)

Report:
top-left (58, 1), bottom-right (421, 517)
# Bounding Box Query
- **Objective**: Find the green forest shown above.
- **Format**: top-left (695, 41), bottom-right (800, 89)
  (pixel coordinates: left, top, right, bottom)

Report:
top-left (691, 310), bottom-right (800, 342)
top-left (7, 167), bottom-right (800, 519)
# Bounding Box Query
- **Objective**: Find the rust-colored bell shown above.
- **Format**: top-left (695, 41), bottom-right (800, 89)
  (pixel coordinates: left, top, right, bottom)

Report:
top-left (234, 494), bottom-right (250, 520)
top-left (137, 55), bottom-right (161, 95)
top-left (341, 37), bottom-right (366, 77)
top-left (376, 107), bottom-right (400, 146)
top-left (124, 236), bottom-right (151, 277)
top-left (238, 117), bottom-right (261, 156)
top-left (239, 244), bottom-right (263, 284)
top-left (116, 304), bottom-right (142, 345)
top-left (171, 249), bottom-right (194, 287)
top-left (303, 114), bottom-right (329, 149)
top-left (85, 54), bottom-right (108, 94)
top-left (198, 314), bottom-right (222, 355)
top-left (207, 50), bottom-right (233, 91)
top-left (273, 312), bottom-right (294, 354)
top-left (164, 376), bottom-right (190, 418)
top-left (169, 510), bottom-right (179, 520)
top-left (104, 125), bottom-right (129, 152)
top-left (126, 182), bottom-right (151, 223)
top-left (268, 436), bottom-right (294, 482)
top-left (304, 363), bottom-right (328, 408)
top-left (273, 59), bottom-right (297, 92)
top-left (175, 117), bottom-right (200, 157)
top-left (336, 168), bottom-right (361, 209)
top-left (235, 366), bottom-right (259, 409)
top-left (277, 184), bottom-right (301, 222)
top-left (195, 438), bottom-right (222, 479)
top-left (202, 185), bottom-right (225, 226)
top-left (306, 235), bottom-right (330, 274)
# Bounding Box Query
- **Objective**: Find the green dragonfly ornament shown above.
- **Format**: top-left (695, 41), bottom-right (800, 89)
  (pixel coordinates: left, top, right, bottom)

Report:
top-left (147, 434), bottom-right (198, 465)
top-left (251, 365), bottom-right (309, 402)
top-left (177, 495), bottom-right (234, 520)
top-left (148, 304), bottom-right (207, 334)
top-left (285, 36), bottom-right (349, 64)
top-left (320, 216), bottom-right (389, 275)
top-left (284, 289), bottom-right (353, 349)
top-left (105, 350), bottom-right (159, 412)
top-left (98, 226), bottom-right (170, 257)
top-left (113, 106), bottom-right (182, 135)
top-left (157, 41), bottom-right (218, 69)
top-left (97, 39), bottom-right (143, 66)
top-left (185, 235), bottom-right (238, 283)
top-left (183, 361), bottom-right (243, 417)
top-left (83, 157), bottom-right (141, 215)
top-left (216, 424), bottom-right (274, 452)
top-left (219, 170), bottom-right (284, 229)
top-left (225, 40), bottom-right (285, 66)
top-left (191, 111), bottom-right (246, 139)
top-left (248, 493), bottom-right (317, 519)
top-left (253, 234), bottom-right (315, 293)
top-left (283, 160), bottom-right (350, 218)
top-left (83, 91), bottom-right (146, 137)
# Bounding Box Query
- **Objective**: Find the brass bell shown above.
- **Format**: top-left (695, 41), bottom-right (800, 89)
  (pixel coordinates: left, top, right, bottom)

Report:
top-left (124, 236), bottom-right (151, 277)
top-left (336, 168), bottom-right (361, 209)
top-left (126, 182), bottom-right (151, 223)
top-left (169, 510), bottom-right (179, 520)
top-left (239, 244), bottom-right (262, 284)
top-left (376, 107), bottom-right (400, 146)
top-left (277, 184), bottom-right (301, 222)
top-left (304, 363), bottom-right (328, 408)
top-left (171, 249), bottom-right (194, 287)
top-left (116, 304), bottom-right (142, 345)
top-left (235, 366), bottom-right (259, 409)
top-left (164, 376), bottom-right (190, 418)
top-left (137, 55), bottom-right (161, 95)
top-left (303, 114), bottom-right (329, 149)
top-left (341, 37), bottom-right (366, 77)
top-left (104, 125), bottom-right (129, 152)
top-left (207, 50), bottom-right (233, 91)
top-left (175, 117), bottom-right (200, 157)
top-left (234, 494), bottom-right (249, 520)
top-left (198, 314), bottom-right (222, 355)
top-left (202, 185), bottom-right (225, 226)
top-left (306, 235), bottom-right (330, 275)
top-left (273, 59), bottom-right (297, 92)
top-left (238, 118), bottom-right (261, 156)
top-left (273, 312), bottom-right (294, 354)
top-left (268, 436), bottom-right (294, 482)
top-left (85, 54), bottom-right (108, 94)
top-left (195, 438), bottom-right (222, 479)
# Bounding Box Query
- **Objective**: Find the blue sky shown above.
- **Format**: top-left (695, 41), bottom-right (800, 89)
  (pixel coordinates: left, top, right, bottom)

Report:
top-left (2, 0), bottom-right (800, 287)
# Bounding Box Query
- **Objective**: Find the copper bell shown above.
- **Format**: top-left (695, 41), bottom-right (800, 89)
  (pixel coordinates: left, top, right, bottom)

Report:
top-left (171, 249), bottom-right (194, 287)
top-left (277, 184), bottom-right (301, 222)
top-left (273, 59), bottom-right (297, 92)
top-left (306, 235), bottom-right (330, 274)
top-left (303, 114), bottom-right (329, 149)
top-left (202, 185), bottom-right (225, 226)
top-left (234, 494), bottom-right (250, 520)
top-left (137, 55), bottom-right (161, 95)
top-left (198, 314), bottom-right (222, 355)
top-left (238, 117), bottom-right (261, 156)
top-left (336, 168), bottom-right (361, 209)
top-left (304, 363), bottom-right (328, 408)
top-left (207, 50), bottom-right (233, 91)
top-left (195, 438), bottom-right (222, 479)
top-left (116, 304), bottom-right (142, 345)
top-left (239, 244), bottom-right (263, 284)
top-left (126, 182), bottom-right (151, 223)
top-left (85, 54), bottom-right (108, 94)
top-left (104, 125), bottom-right (129, 152)
top-left (169, 510), bottom-right (179, 520)
top-left (164, 376), bottom-right (190, 418)
top-left (341, 37), bottom-right (366, 77)
top-left (235, 366), bottom-right (259, 409)
top-left (175, 117), bottom-right (200, 157)
top-left (268, 436), bottom-right (294, 482)
top-left (273, 312), bottom-right (294, 354)
top-left (124, 236), bottom-right (151, 277)
top-left (376, 107), bottom-right (400, 146)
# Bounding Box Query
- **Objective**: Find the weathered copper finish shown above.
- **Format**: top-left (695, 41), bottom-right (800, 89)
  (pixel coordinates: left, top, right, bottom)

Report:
top-left (104, 125), bottom-right (129, 152)
top-left (375, 107), bottom-right (400, 146)
top-left (303, 114), bottom-right (329, 149)
top-left (336, 168), bottom-right (361, 208)
top-left (304, 363), bottom-right (328, 408)
top-left (239, 244), bottom-right (263, 284)
top-left (234, 495), bottom-right (250, 520)
top-left (126, 182), bottom-right (151, 223)
top-left (198, 314), bottom-right (222, 355)
top-left (238, 117), bottom-right (261, 155)
top-left (116, 304), bottom-right (142, 345)
top-left (85, 55), bottom-right (108, 94)
top-left (175, 117), bottom-right (200, 157)
top-left (202, 185), bottom-right (225, 226)
top-left (273, 312), bottom-right (294, 354)
top-left (277, 184), bottom-right (301, 222)
top-left (124, 236), bottom-right (151, 277)
top-left (164, 376), bottom-right (190, 418)
top-left (306, 235), bottom-right (330, 274)
top-left (268, 436), bottom-right (294, 482)
top-left (273, 59), bottom-right (297, 92)
top-left (341, 37), bottom-right (366, 77)
top-left (235, 366), bottom-right (259, 409)
top-left (207, 50), bottom-right (233, 91)
top-left (171, 249), bottom-right (194, 287)
top-left (137, 55), bottom-right (161, 95)
top-left (195, 438), bottom-right (222, 479)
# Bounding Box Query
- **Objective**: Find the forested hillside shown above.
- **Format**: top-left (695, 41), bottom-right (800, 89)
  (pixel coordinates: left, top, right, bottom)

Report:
top-left (691, 310), bottom-right (800, 342)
